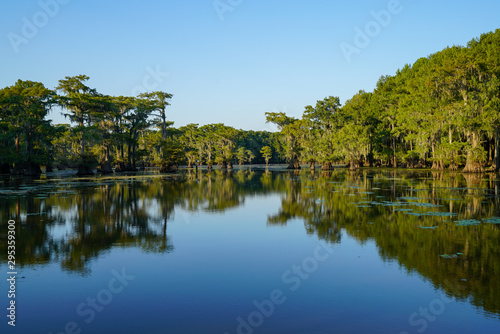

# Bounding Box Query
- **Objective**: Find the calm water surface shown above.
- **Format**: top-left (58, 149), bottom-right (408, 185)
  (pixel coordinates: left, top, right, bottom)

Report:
top-left (1, 168), bottom-right (500, 334)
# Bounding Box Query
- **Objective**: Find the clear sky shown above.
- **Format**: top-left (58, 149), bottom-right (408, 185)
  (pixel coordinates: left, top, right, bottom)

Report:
top-left (1, 0), bottom-right (499, 131)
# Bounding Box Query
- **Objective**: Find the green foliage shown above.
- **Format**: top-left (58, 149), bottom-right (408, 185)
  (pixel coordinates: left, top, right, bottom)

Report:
top-left (0, 80), bottom-right (56, 172)
top-left (1, 29), bottom-right (500, 174)
top-left (260, 146), bottom-right (272, 165)
top-left (158, 139), bottom-right (185, 167)
top-left (267, 29), bottom-right (500, 171)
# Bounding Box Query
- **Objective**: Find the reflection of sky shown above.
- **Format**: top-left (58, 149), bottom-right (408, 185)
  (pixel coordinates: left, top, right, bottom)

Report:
top-left (2, 171), bottom-right (500, 334)
top-left (45, 213), bottom-right (76, 243)
top-left (2, 192), bottom-right (499, 334)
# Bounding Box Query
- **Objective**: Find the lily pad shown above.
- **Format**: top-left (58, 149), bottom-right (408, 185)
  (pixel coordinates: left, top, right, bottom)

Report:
top-left (440, 254), bottom-right (458, 259)
top-left (26, 212), bottom-right (48, 216)
top-left (411, 202), bottom-right (443, 208)
top-left (455, 219), bottom-right (481, 226)
top-left (483, 217), bottom-right (500, 225)
top-left (407, 212), bottom-right (423, 216)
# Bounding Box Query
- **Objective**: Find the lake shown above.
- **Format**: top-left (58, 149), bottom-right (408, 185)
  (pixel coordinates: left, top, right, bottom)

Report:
top-left (1, 168), bottom-right (500, 334)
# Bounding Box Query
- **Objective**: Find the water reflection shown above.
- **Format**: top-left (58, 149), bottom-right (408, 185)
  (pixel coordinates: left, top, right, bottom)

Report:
top-left (1, 169), bottom-right (499, 318)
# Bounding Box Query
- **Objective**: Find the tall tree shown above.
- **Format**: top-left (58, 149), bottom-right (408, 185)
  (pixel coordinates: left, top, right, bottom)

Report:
top-left (56, 75), bottom-right (102, 175)
top-left (139, 91), bottom-right (173, 140)
top-left (260, 146), bottom-right (272, 166)
top-left (0, 80), bottom-right (55, 175)
top-left (302, 96), bottom-right (341, 170)
top-left (265, 112), bottom-right (302, 169)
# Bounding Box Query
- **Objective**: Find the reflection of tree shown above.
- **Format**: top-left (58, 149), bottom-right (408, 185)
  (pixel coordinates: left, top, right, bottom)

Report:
top-left (0, 170), bottom-right (278, 274)
top-left (1, 169), bottom-right (500, 318)
top-left (179, 169), bottom-right (274, 212)
top-left (268, 169), bottom-right (500, 318)
top-left (0, 178), bottom-right (177, 275)
top-left (267, 172), bottom-right (341, 244)
top-left (0, 195), bottom-right (65, 266)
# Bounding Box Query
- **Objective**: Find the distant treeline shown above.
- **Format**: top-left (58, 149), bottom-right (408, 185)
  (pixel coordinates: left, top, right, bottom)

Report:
top-left (0, 74), bottom-right (279, 175)
top-left (1, 29), bottom-right (499, 175)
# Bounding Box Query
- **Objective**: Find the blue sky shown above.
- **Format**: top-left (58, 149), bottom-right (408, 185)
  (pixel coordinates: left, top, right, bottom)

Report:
top-left (1, 0), bottom-right (499, 131)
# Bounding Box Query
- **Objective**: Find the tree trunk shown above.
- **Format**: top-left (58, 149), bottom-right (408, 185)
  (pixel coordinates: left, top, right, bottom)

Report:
top-left (161, 113), bottom-right (168, 140)
top-left (77, 165), bottom-right (94, 176)
top-left (160, 163), bottom-right (177, 173)
top-left (490, 126), bottom-right (500, 172)
top-left (431, 143), bottom-right (438, 170)
top-left (449, 159), bottom-right (459, 171)
top-left (321, 162), bottom-right (334, 170)
top-left (488, 138), bottom-right (494, 164)
top-left (127, 143), bottom-right (132, 167)
top-left (349, 158), bottom-right (358, 171)
top-left (463, 131), bottom-right (484, 173)
top-left (287, 159), bottom-right (301, 169)
top-left (448, 127), bottom-right (458, 170)
top-left (79, 121), bottom-right (85, 156)
top-left (98, 147), bottom-right (113, 174)
top-left (132, 143), bottom-right (137, 169)
top-left (495, 127), bottom-right (500, 172)
top-left (391, 124), bottom-right (397, 168)
top-left (99, 161), bottom-right (113, 174)
top-left (15, 136), bottom-right (20, 154)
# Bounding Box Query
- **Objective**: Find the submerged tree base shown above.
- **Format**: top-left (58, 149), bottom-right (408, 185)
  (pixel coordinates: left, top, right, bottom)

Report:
top-left (487, 162), bottom-right (499, 172)
top-left (462, 163), bottom-right (485, 173)
top-left (449, 162), bottom-right (459, 171)
top-left (321, 162), bottom-right (334, 171)
top-left (97, 162), bottom-right (113, 174)
top-left (115, 163), bottom-right (138, 173)
top-left (11, 163), bottom-right (42, 176)
top-left (77, 165), bottom-right (95, 176)
top-left (287, 161), bottom-right (301, 170)
top-left (431, 160), bottom-right (446, 170)
top-left (160, 164), bottom-right (178, 173)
